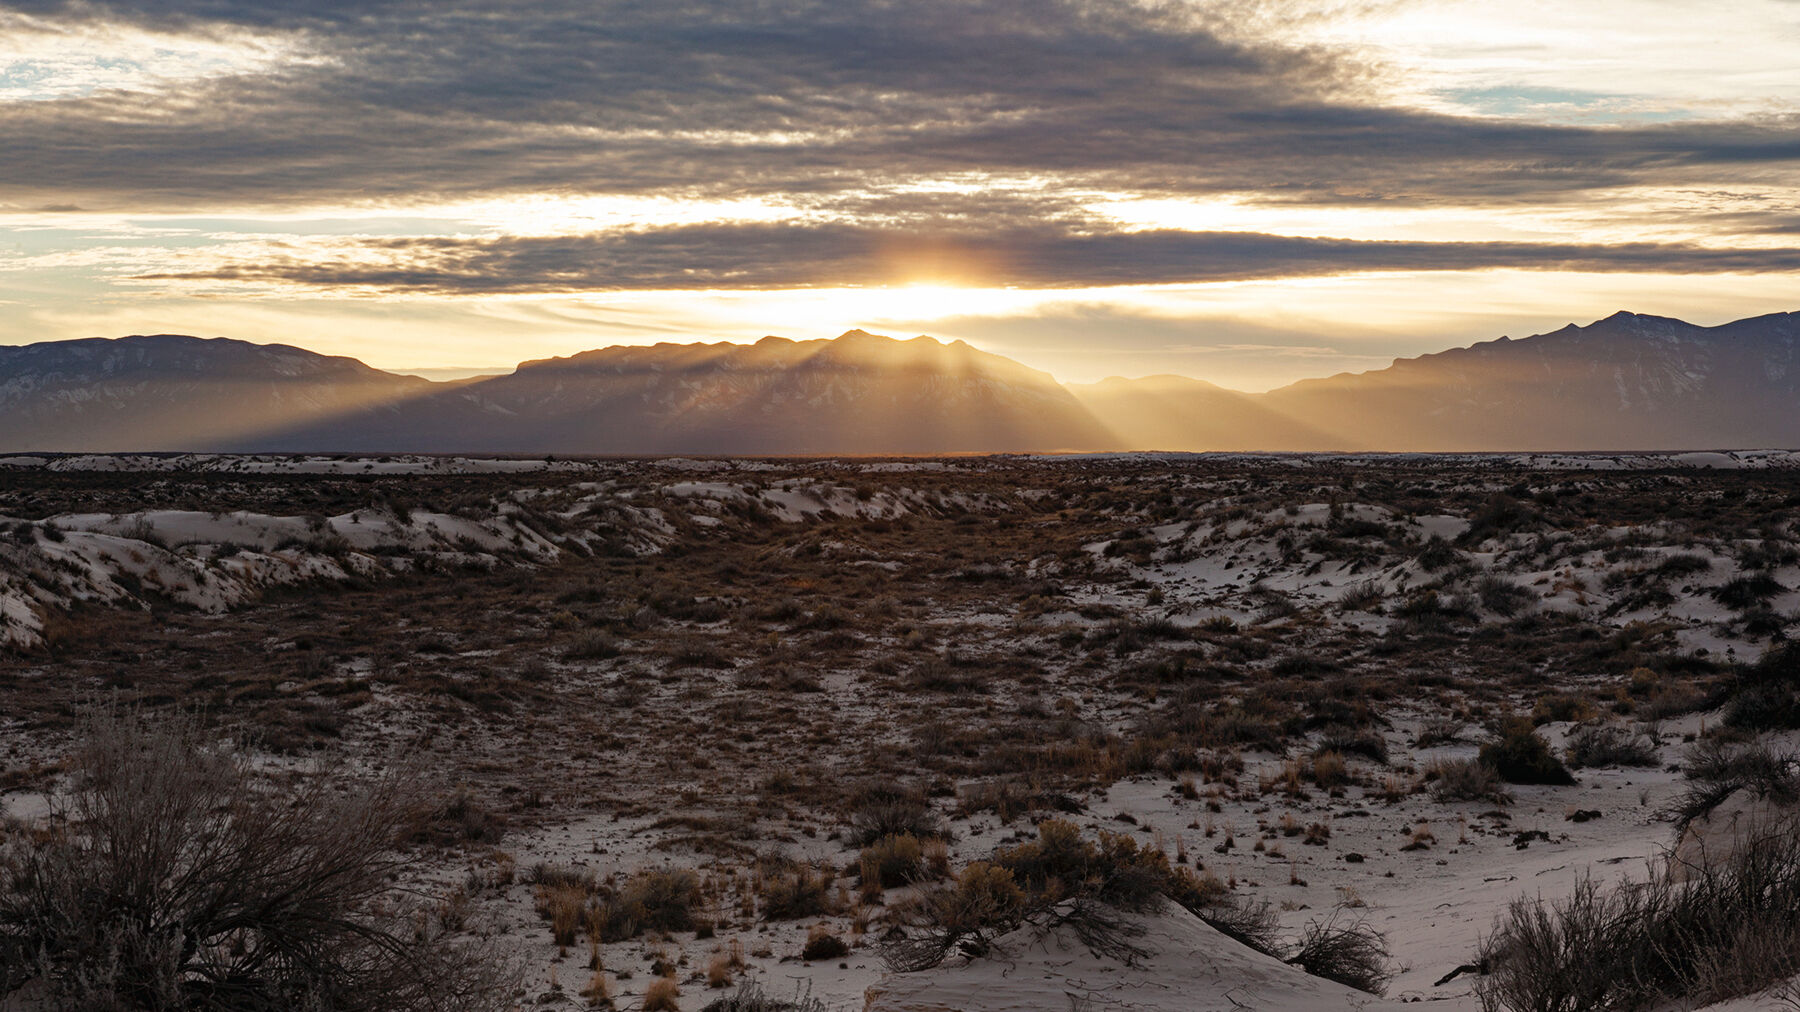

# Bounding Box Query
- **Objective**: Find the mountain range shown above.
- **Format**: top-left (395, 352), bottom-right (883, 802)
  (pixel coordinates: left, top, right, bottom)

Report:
top-left (3, 311), bottom-right (1797, 453)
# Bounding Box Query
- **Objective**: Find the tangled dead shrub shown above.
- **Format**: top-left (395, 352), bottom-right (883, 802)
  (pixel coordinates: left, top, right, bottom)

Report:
top-left (1666, 739), bottom-right (1800, 833)
top-left (0, 708), bottom-right (516, 1011)
top-left (1287, 914), bottom-right (1394, 994)
top-left (1563, 725), bottom-right (1659, 769)
top-left (1476, 815), bottom-right (1800, 1012)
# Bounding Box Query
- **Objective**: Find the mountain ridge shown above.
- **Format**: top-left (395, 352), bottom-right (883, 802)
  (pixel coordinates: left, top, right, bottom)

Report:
top-left (3, 314), bottom-right (1798, 452)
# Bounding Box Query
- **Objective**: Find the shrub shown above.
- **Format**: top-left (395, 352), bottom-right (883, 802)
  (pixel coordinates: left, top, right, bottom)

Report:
top-left (1416, 536), bottom-right (1459, 571)
top-left (1287, 915), bottom-right (1394, 995)
top-left (0, 709), bottom-right (516, 1011)
top-left (1476, 817), bottom-right (1800, 1012)
top-left (1311, 751), bottom-right (1349, 789)
top-left (860, 833), bottom-right (926, 889)
top-left (1713, 574), bottom-right (1785, 611)
top-left (592, 868), bottom-right (702, 941)
top-left (1427, 757), bottom-right (1511, 804)
top-left (1531, 693), bottom-right (1598, 725)
top-left (1479, 718), bottom-right (1576, 786)
top-left (1478, 576), bottom-right (1535, 617)
top-left (883, 862), bottom-right (1026, 972)
top-left (564, 631), bottom-right (623, 660)
top-left (1336, 581), bottom-right (1386, 614)
top-left (800, 924), bottom-right (850, 961)
top-left (758, 861), bottom-right (834, 921)
top-left (1721, 642), bottom-right (1800, 731)
top-left (846, 784), bottom-right (944, 845)
top-left (1315, 726), bottom-right (1388, 765)
top-left (1666, 740), bottom-right (1800, 833)
top-left (1564, 726), bottom-right (1659, 769)
top-left (1416, 716), bottom-right (1466, 748)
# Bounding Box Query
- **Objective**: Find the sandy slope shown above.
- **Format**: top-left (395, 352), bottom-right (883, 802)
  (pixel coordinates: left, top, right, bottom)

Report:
top-left (864, 906), bottom-right (1407, 1012)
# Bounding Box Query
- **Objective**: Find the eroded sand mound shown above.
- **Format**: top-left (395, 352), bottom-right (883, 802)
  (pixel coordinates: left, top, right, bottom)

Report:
top-left (863, 906), bottom-right (1402, 1012)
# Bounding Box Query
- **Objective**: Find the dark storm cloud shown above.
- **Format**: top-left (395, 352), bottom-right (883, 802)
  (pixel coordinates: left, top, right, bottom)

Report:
top-left (134, 221), bottom-right (1800, 293)
top-left (4, 0), bottom-right (1799, 213)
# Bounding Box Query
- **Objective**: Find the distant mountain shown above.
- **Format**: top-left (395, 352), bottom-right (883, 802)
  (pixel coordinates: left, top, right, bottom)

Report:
top-left (1067, 374), bottom-right (1333, 452)
top-left (1075, 311), bottom-right (1800, 451)
top-left (4, 313), bottom-right (1798, 453)
top-left (0, 335), bottom-right (432, 452)
top-left (0, 330), bottom-right (1114, 453)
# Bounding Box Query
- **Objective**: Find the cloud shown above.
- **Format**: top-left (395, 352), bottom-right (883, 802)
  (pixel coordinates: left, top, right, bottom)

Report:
top-left (129, 221), bottom-right (1800, 293)
top-left (0, 0), bottom-right (1797, 216)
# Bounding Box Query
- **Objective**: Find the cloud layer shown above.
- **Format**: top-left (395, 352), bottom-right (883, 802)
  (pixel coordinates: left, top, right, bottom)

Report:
top-left (2, 0), bottom-right (1798, 374)
top-left (4, 0), bottom-right (1798, 214)
top-left (134, 223), bottom-right (1800, 293)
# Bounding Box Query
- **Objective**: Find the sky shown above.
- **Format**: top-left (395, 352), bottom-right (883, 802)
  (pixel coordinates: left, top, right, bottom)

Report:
top-left (2, 0), bottom-right (1799, 390)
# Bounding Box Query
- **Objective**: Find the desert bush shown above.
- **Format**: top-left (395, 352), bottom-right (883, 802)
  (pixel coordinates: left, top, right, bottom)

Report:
top-left (846, 784), bottom-right (944, 845)
top-left (1657, 553), bottom-right (1712, 577)
top-left (757, 859), bottom-right (834, 921)
top-left (1476, 816), bottom-right (1800, 1011)
top-left (1666, 739), bottom-right (1800, 832)
top-left (402, 789), bottom-right (508, 846)
top-left (1714, 574), bottom-right (1786, 611)
top-left (1315, 726), bottom-right (1388, 765)
top-left (1531, 693), bottom-right (1597, 725)
top-left (1287, 915), bottom-right (1394, 995)
top-left (1336, 581), bottom-right (1386, 614)
top-left (1479, 718), bottom-right (1576, 786)
top-left (0, 709), bottom-right (516, 1011)
top-left (1477, 576), bottom-right (1535, 617)
top-left (591, 868), bottom-right (702, 941)
top-left (860, 833), bottom-right (926, 889)
top-left (1721, 641), bottom-right (1800, 731)
top-left (1426, 757), bottom-right (1511, 804)
top-left (1416, 536), bottom-right (1459, 571)
top-left (800, 924), bottom-right (850, 961)
top-left (1416, 716), bottom-right (1466, 748)
top-left (1563, 725), bottom-right (1659, 769)
top-left (564, 631), bottom-right (623, 660)
top-left (883, 862), bottom-right (1026, 972)
top-left (1311, 751), bottom-right (1349, 789)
